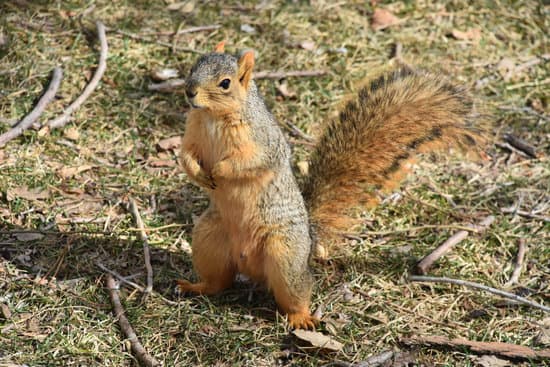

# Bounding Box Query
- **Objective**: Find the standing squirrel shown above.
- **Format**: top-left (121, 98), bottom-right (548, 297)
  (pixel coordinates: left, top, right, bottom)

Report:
top-left (177, 42), bottom-right (484, 329)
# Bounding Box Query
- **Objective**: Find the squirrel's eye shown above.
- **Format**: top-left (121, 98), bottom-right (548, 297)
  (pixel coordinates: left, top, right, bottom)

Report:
top-left (219, 79), bottom-right (231, 90)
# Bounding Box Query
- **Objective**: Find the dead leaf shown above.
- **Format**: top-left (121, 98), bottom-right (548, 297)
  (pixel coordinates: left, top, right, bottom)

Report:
top-left (151, 68), bottom-right (180, 81)
top-left (297, 161), bottom-right (309, 176)
top-left (535, 317), bottom-right (550, 346)
top-left (14, 233), bottom-right (44, 242)
top-left (299, 41), bottom-right (316, 51)
top-left (240, 24), bottom-right (256, 34)
top-left (292, 329), bottom-right (344, 351)
top-left (472, 355), bottom-right (512, 367)
top-left (451, 28), bottom-right (481, 42)
top-left (276, 81), bottom-right (296, 99)
top-left (1, 303), bottom-right (11, 320)
top-left (157, 136), bottom-right (182, 151)
top-left (6, 186), bottom-right (50, 201)
top-left (57, 165), bottom-right (93, 179)
top-left (371, 8), bottom-right (401, 31)
top-left (167, 0), bottom-right (195, 13)
top-left (149, 159), bottom-right (176, 168)
top-left (64, 127), bottom-right (80, 141)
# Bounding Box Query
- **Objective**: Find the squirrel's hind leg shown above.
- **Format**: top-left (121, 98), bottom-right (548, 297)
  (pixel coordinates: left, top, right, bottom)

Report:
top-left (263, 233), bottom-right (318, 329)
top-left (177, 209), bottom-right (236, 295)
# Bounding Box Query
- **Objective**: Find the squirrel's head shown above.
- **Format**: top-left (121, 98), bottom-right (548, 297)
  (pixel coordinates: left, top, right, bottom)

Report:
top-left (185, 41), bottom-right (255, 115)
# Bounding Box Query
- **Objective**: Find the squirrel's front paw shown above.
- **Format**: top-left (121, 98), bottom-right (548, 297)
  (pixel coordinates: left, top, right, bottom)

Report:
top-left (211, 161), bottom-right (230, 180)
top-left (192, 170), bottom-right (216, 189)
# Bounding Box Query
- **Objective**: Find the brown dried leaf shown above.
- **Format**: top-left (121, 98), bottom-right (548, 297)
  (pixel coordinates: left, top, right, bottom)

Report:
top-left (299, 41), bottom-right (316, 51)
top-left (64, 127), bottom-right (80, 141)
top-left (451, 28), bottom-right (481, 42)
top-left (473, 355), bottom-right (512, 367)
top-left (149, 159), bottom-right (176, 167)
top-left (6, 186), bottom-right (50, 201)
top-left (371, 8), bottom-right (401, 31)
top-left (292, 329), bottom-right (344, 351)
top-left (157, 136), bottom-right (182, 151)
top-left (58, 165), bottom-right (93, 179)
top-left (276, 81), bottom-right (296, 99)
top-left (1, 303), bottom-right (11, 320)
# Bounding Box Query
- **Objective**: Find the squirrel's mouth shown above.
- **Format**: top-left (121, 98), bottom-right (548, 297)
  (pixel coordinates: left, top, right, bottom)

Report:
top-left (190, 102), bottom-right (203, 109)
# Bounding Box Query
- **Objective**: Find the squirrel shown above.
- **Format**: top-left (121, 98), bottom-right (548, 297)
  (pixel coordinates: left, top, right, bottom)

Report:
top-left (177, 41), bottom-right (484, 329)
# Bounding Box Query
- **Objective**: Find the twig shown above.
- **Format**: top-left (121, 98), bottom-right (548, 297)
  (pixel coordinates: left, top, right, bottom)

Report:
top-left (105, 275), bottom-right (161, 367)
top-left (504, 239), bottom-right (527, 287)
top-left (500, 207), bottom-right (550, 223)
top-left (254, 70), bottom-right (328, 79)
top-left (401, 335), bottom-right (550, 359)
top-left (0, 67), bottom-right (63, 147)
top-left (416, 215), bottom-right (495, 274)
top-left (503, 133), bottom-right (537, 158)
top-left (409, 275), bottom-right (550, 313)
top-left (127, 198), bottom-right (154, 298)
top-left (148, 78), bottom-right (186, 93)
top-left (97, 262), bottom-right (184, 306)
top-left (498, 105), bottom-right (550, 122)
top-left (283, 120), bottom-right (315, 142)
top-left (143, 24), bottom-right (221, 36)
top-left (47, 21), bottom-right (108, 129)
top-left (347, 223), bottom-right (482, 238)
top-left (110, 28), bottom-right (203, 54)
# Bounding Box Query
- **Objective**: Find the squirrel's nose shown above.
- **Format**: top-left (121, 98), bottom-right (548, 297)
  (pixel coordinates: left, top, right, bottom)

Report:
top-left (186, 89), bottom-right (197, 99)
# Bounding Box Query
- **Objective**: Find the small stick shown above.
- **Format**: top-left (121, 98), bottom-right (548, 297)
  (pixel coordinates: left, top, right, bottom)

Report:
top-left (144, 24), bottom-right (221, 36)
top-left (111, 28), bottom-right (203, 54)
top-left (47, 21), bottom-right (108, 129)
top-left (355, 350), bottom-right (395, 367)
top-left (254, 70), bottom-right (327, 79)
top-left (409, 275), bottom-right (550, 313)
top-left (401, 335), bottom-right (550, 359)
top-left (0, 67), bottom-right (63, 147)
top-left (504, 239), bottom-right (527, 287)
top-left (97, 262), bottom-right (184, 306)
top-left (148, 78), bottom-right (186, 93)
top-left (127, 198), bottom-right (154, 297)
top-left (416, 215), bottom-right (495, 274)
top-left (105, 275), bottom-right (161, 367)
top-left (500, 208), bottom-right (550, 223)
top-left (503, 133), bottom-right (537, 158)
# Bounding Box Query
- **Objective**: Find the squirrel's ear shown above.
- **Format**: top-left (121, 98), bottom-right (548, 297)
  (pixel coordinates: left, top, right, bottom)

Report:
top-left (214, 41), bottom-right (225, 53)
top-left (237, 50), bottom-right (255, 89)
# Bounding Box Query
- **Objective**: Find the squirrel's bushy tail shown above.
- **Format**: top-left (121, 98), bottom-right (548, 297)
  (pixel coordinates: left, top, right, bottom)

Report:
top-left (302, 67), bottom-right (485, 249)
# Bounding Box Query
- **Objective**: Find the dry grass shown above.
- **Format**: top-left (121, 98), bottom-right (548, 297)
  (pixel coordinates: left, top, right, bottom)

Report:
top-left (0, 0), bottom-right (548, 366)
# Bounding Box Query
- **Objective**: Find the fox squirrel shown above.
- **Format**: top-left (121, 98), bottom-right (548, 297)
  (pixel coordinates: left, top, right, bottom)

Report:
top-left (177, 41), bottom-right (484, 329)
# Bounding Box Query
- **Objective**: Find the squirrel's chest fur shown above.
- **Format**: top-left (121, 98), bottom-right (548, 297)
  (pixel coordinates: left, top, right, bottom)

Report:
top-left (183, 109), bottom-right (280, 273)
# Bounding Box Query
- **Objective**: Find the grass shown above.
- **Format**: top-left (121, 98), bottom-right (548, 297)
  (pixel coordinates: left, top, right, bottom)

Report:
top-left (0, 0), bottom-right (548, 366)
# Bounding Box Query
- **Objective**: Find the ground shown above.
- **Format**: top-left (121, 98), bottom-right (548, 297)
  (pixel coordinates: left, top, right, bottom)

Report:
top-left (0, 1), bottom-right (548, 366)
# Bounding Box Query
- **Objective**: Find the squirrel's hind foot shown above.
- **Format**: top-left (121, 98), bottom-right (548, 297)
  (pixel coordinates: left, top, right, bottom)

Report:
top-left (288, 311), bottom-right (319, 330)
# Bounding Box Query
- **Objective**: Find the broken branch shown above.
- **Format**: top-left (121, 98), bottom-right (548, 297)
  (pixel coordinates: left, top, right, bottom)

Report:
top-left (416, 215), bottom-right (495, 274)
top-left (105, 275), bottom-right (161, 367)
top-left (409, 275), bottom-right (550, 313)
top-left (127, 198), bottom-right (154, 298)
top-left (401, 335), bottom-right (550, 360)
top-left (504, 239), bottom-right (527, 287)
top-left (503, 133), bottom-right (537, 158)
top-left (47, 21), bottom-right (108, 129)
top-left (0, 67), bottom-right (63, 147)
top-left (254, 69), bottom-right (328, 79)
